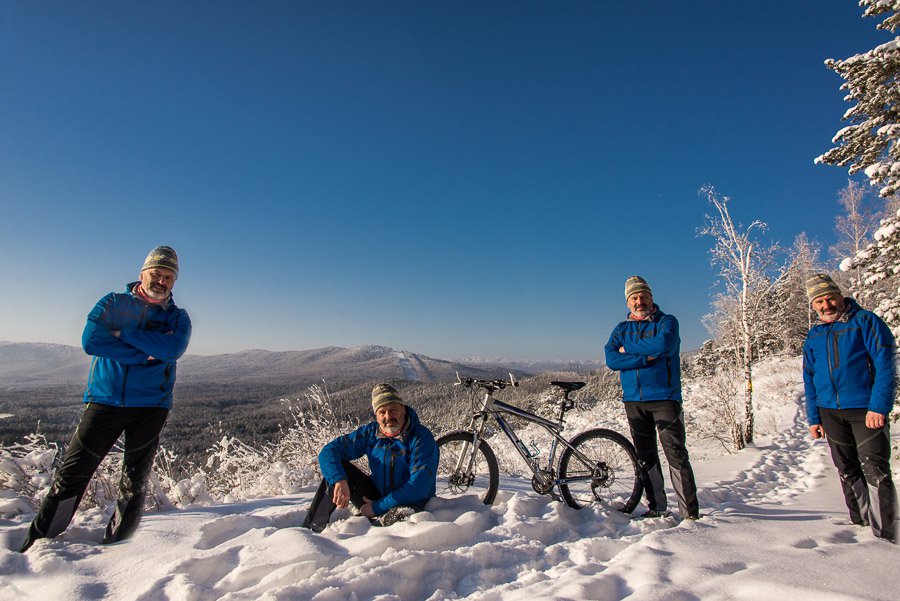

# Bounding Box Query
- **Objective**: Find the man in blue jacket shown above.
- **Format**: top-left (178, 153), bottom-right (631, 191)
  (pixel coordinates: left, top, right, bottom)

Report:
top-left (803, 274), bottom-right (897, 543)
top-left (302, 383), bottom-right (438, 531)
top-left (604, 276), bottom-right (699, 520)
top-left (20, 246), bottom-right (191, 552)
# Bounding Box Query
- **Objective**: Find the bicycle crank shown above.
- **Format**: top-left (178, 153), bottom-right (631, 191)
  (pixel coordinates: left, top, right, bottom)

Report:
top-left (531, 469), bottom-right (555, 495)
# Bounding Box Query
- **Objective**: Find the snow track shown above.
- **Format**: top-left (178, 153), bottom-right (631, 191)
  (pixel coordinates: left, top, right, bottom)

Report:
top-left (395, 351), bottom-right (420, 382)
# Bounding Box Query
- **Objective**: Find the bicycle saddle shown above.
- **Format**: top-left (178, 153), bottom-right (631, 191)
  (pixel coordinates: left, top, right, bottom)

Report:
top-left (550, 381), bottom-right (585, 392)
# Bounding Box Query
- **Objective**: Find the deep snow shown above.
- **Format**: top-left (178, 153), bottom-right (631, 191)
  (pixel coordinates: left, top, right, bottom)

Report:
top-left (1, 357), bottom-right (898, 601)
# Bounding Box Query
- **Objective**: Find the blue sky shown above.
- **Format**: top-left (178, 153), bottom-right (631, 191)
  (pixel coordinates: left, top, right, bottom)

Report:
top-left (0, 1), bottom-right (891, 360)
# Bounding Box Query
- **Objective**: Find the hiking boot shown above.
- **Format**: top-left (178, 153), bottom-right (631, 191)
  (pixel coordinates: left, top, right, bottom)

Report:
top-left (378, 506), bottom-right (416, 527)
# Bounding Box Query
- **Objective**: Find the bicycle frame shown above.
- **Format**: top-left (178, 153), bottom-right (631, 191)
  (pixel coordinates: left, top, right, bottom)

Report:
top-left (460, 386), bottom-right (604, 497)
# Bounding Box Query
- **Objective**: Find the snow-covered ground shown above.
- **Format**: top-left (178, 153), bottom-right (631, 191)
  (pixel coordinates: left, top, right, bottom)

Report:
top-left (1, 358), bottom-right (898, 600)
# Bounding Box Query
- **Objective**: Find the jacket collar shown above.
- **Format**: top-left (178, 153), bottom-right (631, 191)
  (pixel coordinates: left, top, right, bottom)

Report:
top-left (626, 303), bottom-right (662, 322)
top-left (127, 281), bottom-right (172, 309)
top-left (375, 406), bottom-right (421, 442)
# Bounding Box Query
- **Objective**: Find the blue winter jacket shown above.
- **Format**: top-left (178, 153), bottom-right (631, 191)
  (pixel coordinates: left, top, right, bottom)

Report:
top-left (82, 282), bottom-right (192, 409)
top-left (802, 298), bottom-right (896, 425)
top-left (604, 305), bottom-right (682, 402)
top-left (318, 407), bottom-right (438, 516)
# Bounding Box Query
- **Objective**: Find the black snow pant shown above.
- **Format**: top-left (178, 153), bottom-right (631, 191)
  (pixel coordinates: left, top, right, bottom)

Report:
top-left (19, 403), bottom-right (169, 552)
top-left (302, 461), bottom-right (382, 532)
top-left (819, 408), bottom-right (898, 543)
top-left (624, 400), bottom-right (699, 518)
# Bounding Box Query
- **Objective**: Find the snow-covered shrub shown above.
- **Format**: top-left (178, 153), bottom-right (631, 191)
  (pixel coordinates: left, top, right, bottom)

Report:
top-left (80, 447), bottom-right (125, 510)
top-left (685, 367), bottom-right (745, 453)
top-left (202, 383), bottom-right (358, 502)
top-left (0, 432), bottom-right (59, 516)
top-left (149, 446), bottom-right (212, 509)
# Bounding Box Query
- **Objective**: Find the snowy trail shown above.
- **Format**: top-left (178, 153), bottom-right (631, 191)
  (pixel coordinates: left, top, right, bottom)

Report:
top-left (1, 358), bottom-right (898, 600)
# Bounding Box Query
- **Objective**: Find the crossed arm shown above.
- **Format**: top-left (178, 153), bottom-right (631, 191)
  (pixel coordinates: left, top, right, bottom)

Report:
top-left (604, 316), bottom-right (679, 371)
top-left (82, 293), bottom-right (192, 363)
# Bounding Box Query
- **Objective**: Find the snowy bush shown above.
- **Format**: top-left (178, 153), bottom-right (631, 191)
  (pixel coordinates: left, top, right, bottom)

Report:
top-left (0, 432), bottom-right (59, 517)
top-left (684, 367), bottom-right (745, 453)
top-left (203, 383), bottom-right (358, 502)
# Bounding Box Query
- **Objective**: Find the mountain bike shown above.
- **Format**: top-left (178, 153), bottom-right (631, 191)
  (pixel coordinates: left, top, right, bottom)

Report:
top-left (436, 375), bottom-right (643, 512)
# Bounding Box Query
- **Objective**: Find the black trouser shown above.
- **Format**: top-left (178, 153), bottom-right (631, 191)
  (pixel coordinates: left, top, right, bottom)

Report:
top-left (20, 403), bottom-right (169, 552)
top-left (624, 400), bottom-right (699, 518)
top-left (819, 408), bottom-right (897, 542)
top-left (302, 461), bottom-right (382, 532)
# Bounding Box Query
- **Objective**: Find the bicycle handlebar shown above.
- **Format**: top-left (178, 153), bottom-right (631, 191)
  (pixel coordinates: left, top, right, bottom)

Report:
top-left (455, 372), bottom-right (518, 391)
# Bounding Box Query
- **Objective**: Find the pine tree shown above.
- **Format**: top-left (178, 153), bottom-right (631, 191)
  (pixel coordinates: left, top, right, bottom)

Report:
top-left (817, 2), bottom-right (900, 338)
top-left (841, 207), bottom-right (900, 337)
top-left (815, 1), bottom-right (900, 197)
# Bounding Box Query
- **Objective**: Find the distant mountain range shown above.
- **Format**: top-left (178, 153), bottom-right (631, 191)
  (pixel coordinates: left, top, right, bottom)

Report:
top-left (0, 341), bottom-right (598, 390)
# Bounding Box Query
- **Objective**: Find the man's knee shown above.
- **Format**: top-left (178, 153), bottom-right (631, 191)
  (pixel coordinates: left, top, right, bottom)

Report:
top-left (860, 461), bottom-right (891, 487)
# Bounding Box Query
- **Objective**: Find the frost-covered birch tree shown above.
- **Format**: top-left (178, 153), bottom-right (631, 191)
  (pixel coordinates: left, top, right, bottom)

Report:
top-left (830, 181), bottom-right (878, 305)
top-left (773, 233), bottom-right (823, 353)
top-left (698, 186), bottom-right (777, 447)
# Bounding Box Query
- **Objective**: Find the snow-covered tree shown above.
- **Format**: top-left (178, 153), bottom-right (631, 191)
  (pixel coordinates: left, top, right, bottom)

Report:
top-left (771, 233), bottom-right (824, 354)
top-left (698, 186), bottom-right (781, 448)
top-left (816, 1), bottom-right (900, 197)
top-left (841, 207), bottom-right (900, 337)
top-left (817, 3), bottom-right (900, 339)
top-left (829, 181), bottom-right (878, 306)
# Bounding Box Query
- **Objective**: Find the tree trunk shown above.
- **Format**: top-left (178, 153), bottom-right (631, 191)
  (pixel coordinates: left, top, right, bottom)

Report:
top-left (740, 279), bottom-right (755, 446)
top-left (743, 365), bottom-right (754, 445)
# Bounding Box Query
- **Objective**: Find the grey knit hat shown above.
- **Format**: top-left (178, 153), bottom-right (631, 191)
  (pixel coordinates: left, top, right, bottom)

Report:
top-left (372, 383), bottom-right (404, 412)
top-left (624, 275), bottom-right (652, 299)
top-left (806, 273), bottom-right (842, 302)
top-left (142, 246), bottom-right (179, 276)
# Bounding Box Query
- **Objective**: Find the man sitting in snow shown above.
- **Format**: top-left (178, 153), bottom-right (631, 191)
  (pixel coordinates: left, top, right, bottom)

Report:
top-left (301, 383), bottom-right (438, 531)
top-left (604, 275), bottom-right (700, 521)
top-left (802, 274), bottom-right (897, 543)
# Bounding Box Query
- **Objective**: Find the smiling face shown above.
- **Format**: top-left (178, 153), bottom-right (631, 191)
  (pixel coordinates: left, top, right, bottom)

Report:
top-left (627, 291), bottom-right (654, 319)
top-left (139, 267), bottom-right (177, 301)
top-left (376, 402), bottom-right (407, 437)
top-left (812, 292), bottom-right (846, 323)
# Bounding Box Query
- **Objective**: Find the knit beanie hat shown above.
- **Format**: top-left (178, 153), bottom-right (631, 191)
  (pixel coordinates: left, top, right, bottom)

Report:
top-left (372, 383), bottom-right (404, 412)
top-left (142, 246), bottom-right (179, 277)
top-left (624, 275), bottom-right (652, 299)
top-left (806, 273), bottom-right (842, 302)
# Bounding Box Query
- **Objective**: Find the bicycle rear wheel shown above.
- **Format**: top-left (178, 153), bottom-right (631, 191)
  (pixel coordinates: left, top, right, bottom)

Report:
top-left (435, 430), bottom-right (499, 505)
top-left (558, 428), bottom-right (642, 512)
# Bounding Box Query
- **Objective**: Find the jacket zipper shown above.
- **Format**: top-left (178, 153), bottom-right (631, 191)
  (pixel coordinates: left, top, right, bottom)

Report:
top-left (827, 329), bottom-right (840, 409)
top-left (389, 448), bottom-right (396, 492)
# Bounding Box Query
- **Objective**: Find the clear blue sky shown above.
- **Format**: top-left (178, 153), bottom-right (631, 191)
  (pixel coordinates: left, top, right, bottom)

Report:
top-left (0, 1), bottom-right (891, 360)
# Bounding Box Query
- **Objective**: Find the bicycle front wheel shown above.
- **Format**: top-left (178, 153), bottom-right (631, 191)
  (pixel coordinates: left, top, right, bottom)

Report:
top-left (558, 428), bottom-right (642, 512)
top-left (435, 430), bottom-right (499, 505)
